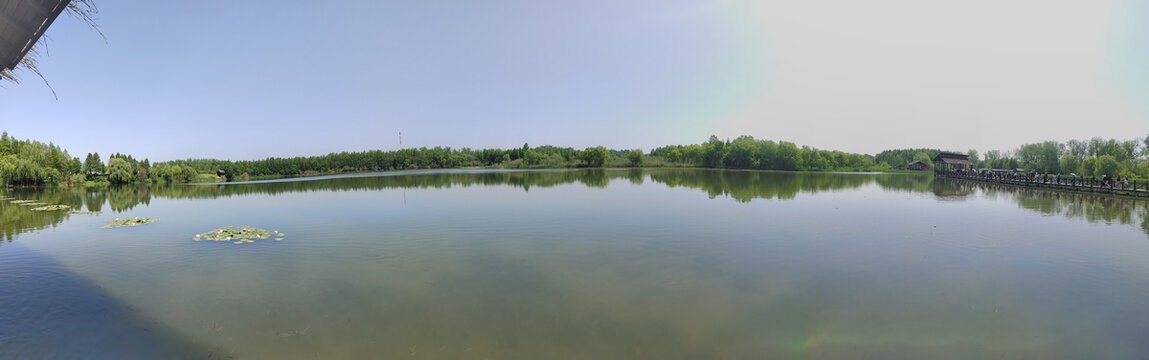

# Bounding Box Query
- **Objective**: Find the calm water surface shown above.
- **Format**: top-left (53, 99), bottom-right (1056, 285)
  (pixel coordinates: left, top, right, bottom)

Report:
top-left (2, 169), bottom-right (1148, 359)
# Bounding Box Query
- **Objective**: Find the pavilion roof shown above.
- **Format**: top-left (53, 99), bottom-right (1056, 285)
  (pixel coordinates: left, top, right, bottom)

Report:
top-left (1, 0), bottom-right (70, 72)
top-left (932, 152), bottom-right (972, 166)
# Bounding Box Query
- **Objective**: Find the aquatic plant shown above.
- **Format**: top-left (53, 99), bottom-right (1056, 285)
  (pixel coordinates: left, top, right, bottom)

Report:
top-left (194, 226), bottom-right (284, 244)
top-left (68, 210), bottom-right (101, 215)
top-left (102, 217), bottom-right (157, 228)
top-left (31, 205), bottom-right (70, 211)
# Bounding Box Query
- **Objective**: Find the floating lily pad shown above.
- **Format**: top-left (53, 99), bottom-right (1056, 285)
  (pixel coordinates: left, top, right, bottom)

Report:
top-left (195, 226), bottom-right (283, 244)
top-left (69, 210), bottom-right (101, 215)
top-left (31, 205), bottom-right (71, 211)
top-left (102, 217), bottom-right (157, 228)
top-left (11, 200), bottom-right (47, 206)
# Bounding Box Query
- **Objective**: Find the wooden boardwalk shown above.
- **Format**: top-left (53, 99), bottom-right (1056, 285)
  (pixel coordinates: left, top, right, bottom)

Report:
top-left (936, 172), bottom-right (1149, 198)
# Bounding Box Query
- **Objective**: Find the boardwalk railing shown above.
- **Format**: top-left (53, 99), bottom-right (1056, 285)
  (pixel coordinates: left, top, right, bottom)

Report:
top-left (935, 170), bottom-right (1149, 198)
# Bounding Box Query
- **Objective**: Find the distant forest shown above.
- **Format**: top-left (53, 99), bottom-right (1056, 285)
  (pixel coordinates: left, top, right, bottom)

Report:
top-left (874, 137), bottom-right (1149, 179)
top-left (3, 130), bottom-right (1147, 186)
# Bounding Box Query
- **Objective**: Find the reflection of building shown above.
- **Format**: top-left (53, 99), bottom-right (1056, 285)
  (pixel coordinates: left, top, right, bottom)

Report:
top-left (932, 153), bottom-right (972, 171)
top-left (933, 178), bottom-right (974, 199)
top-left (1, 0), bottom-right (70, 78)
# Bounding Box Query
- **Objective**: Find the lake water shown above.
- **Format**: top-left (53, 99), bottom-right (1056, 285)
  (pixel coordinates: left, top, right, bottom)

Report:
top-left (2, 169), bottom-right (1148, 359)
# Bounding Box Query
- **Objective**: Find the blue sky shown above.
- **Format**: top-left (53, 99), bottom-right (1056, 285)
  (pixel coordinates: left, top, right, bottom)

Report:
top-left (1, 0), bottom-right (1146, 161)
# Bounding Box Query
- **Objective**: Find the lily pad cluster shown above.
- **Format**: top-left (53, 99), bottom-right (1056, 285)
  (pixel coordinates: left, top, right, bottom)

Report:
top-left (69, 210), bottom-right (101, 215)
top-left (102, 217), bottom-right (157, 228)
top-left (194, 226), bottom-right (285, 244)
top-left (7, 198), bottom-right (76, 210)
top-left (31, 204), bottom-right (71, 211)
top-left (11, 199), bottom-right (47, 206)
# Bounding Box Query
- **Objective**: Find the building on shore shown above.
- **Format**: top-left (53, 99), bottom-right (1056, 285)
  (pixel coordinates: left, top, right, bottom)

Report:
top-left (905, 160), bottom-right (929, 171)
top-left (931, 153), bottom-right (972, 171)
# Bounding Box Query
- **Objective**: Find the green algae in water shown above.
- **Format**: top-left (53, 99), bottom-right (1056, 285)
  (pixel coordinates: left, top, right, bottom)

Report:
top-left (195, 226), bottom-right (283, 244)
top-left (31, 205), bottom-right (71, 211)
top-left (102, 217), bottom-right (157, 228)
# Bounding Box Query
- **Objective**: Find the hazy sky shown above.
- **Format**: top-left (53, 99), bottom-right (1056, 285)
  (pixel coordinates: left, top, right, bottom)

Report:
top-left (2, 0), bottom-right (1147, 161)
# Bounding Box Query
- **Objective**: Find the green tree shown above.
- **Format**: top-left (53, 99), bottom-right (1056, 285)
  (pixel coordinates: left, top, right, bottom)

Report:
top-left (522, 150), bottom-right (544, 166)
top-left (967, 150), bottom-right (980, 168)
top-left (1059, 154), bottom-right (1080, 174)
top-left (775, 141), bottom-right (801, 170)
top-left (913, 152), bottom-right (934, 168)
top-left (701, 135), bottom-right (726, 168)
top-left (984, 150), bottom-right (1002, 168)
top-left (178, 165), bottom-right (199, 182)
top-left (627, 149), bottom-right (643, 166)
top-left (1016, 141), bottom-right (1062, 173)
top-left (1143, 134), bottom-right (1149, 159)
top-left (1120, 140), bottom-right (1138, 162)
top-left (67, 157), bottom-right (82, 175)
top-left (1094, 155), bottom-right (1118, 178)
top-left (0, 131), bottom-right (12, 155)
top-left (83, 152), bottom-right (105, 180)
top-left (724, 136), bottom-right (758, 169)
top-left (106, 157), bottom-right (134, 184)
top-left (1081, 157), bottom-right (1096, 176)
top-left (1065, 139), bottom-right (1087, 158)
top-left (578, 146), bottom-right (608, 167)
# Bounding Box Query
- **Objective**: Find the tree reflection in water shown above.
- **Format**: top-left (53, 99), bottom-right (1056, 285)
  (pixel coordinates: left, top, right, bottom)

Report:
top-left (3, 169), bottom-right (1148, 244)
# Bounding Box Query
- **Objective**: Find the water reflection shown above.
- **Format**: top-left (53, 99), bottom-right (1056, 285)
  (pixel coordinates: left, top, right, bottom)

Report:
top-left (5, 169), bottom-right (1149, 358)
top-left (650, 169), bottom-right (877, 201)
top-left (3, 170), bottom-right (1149, 243)
top-left (975, 181), bottom-right (1149, 231)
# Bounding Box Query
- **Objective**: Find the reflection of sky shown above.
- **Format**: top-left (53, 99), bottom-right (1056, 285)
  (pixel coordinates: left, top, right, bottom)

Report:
top-left (4, 173), bottom-right (1149, 358)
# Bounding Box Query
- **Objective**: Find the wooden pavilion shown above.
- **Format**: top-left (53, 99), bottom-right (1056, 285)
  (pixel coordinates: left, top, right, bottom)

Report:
top-left (0, 0), bottom-right (72, 80)
top-left (905, 160), bottom-right (928, 171)
top-left (932, 152), bottom-right (972, 171)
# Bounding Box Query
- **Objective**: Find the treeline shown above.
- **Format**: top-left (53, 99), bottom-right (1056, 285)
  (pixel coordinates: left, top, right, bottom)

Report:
top-left (874, 149), bottom-right (945, 168)
top-left (0, 132), bottom-right (83, 185)
top-left (874, 136), bottom-right (1149, 179)
top-left (10, 128), bottom-right (1147, 187)
top-left (1, 131), bottom-right (897, 186)
top-left (650, 135), bottom-right (879, 171)
top-left (161, 134), bottom-right (888, 182)
top-left (973, 137), bottom-right (1148, 178)
top-left (0, 131), bottom-right (642, 186)
top-left (157, 144), bottom-right (632, 181)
